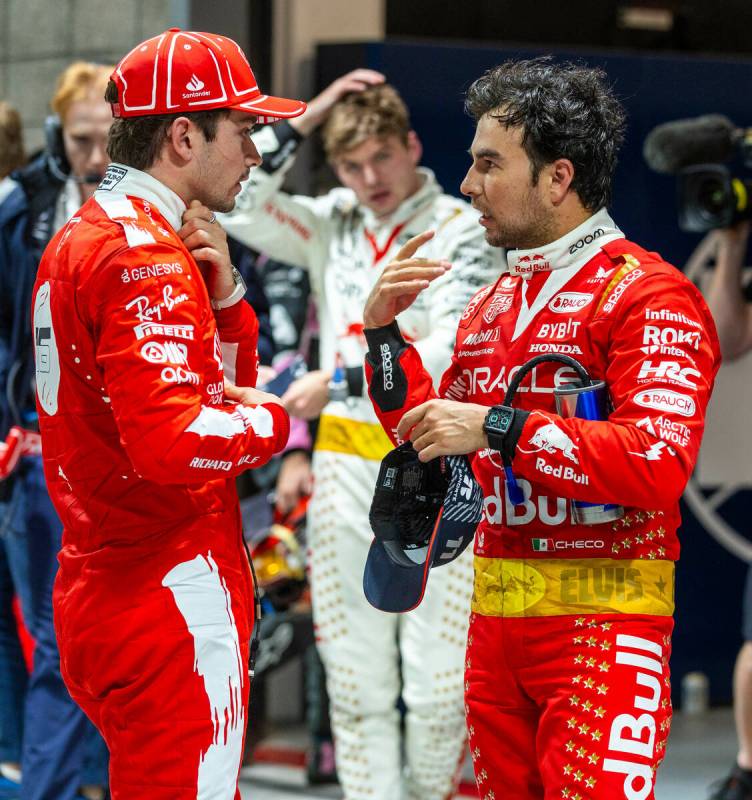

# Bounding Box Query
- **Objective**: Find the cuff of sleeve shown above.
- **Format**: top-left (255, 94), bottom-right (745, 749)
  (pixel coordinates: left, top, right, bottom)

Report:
top-left (345, 366), bottom-right (364, 398)
top-left (260, 121), bottom-right (304, 174)
top-left (364, 321), bottom-right (406, 365)
top-left (263, 402), bottom-right (291, 453)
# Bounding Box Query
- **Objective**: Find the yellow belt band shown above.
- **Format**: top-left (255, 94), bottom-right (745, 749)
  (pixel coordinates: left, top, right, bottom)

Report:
top-left (472, 557), bottom-right (675, 618)
top-left (315, 413), bottom-right (393, 461)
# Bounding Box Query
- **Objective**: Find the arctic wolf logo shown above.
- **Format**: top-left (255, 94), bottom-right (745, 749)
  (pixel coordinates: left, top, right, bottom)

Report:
top-left (524, 421), bottom-right (579, 464)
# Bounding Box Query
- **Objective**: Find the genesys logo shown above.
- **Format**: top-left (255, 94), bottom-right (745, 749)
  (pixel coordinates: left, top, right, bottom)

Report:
top-left (601, 268), bottom-right (645, 314)
top-left (634, 389), bottom-right (696, 417)
top-left (637, 359), bottom-right (701, 389)
top-left (548, 292), bottom-right (593, 314)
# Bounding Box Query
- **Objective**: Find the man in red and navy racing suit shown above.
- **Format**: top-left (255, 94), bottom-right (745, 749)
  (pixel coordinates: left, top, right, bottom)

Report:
top-left (363, 58), bottom-right (721, 800)
top-left (30, 29), bottom-right (305, 800)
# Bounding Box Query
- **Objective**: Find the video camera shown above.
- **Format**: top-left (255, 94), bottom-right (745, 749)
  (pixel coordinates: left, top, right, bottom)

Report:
top-left (643, 114), bottom-right (752, 232)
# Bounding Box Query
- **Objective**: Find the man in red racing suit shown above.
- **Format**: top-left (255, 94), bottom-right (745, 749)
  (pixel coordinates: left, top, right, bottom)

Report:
top-left (30, 29), bottom-right (305, 800)
top-left (363, 58), bottom-right (721, 800)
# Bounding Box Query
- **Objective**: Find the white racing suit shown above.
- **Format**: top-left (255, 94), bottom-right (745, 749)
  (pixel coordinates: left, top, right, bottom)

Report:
top-left (221, 122), bottom-right (503, 799)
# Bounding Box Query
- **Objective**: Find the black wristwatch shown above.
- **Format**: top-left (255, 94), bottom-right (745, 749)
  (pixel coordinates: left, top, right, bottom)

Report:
top-left (483, 405), bottom-right (516, 452)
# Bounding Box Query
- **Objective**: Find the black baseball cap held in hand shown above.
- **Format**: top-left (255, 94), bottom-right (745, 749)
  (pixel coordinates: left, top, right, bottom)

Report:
top-left (364, 442), bottom-right (483, 613)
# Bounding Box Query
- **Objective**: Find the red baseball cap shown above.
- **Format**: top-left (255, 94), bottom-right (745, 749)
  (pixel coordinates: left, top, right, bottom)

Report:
top-left (110, 28), bottom-right (306, 122)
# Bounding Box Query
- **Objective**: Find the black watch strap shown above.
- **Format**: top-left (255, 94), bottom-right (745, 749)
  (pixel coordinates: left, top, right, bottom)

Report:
top-left (483, 405), bottom-right (529, 462)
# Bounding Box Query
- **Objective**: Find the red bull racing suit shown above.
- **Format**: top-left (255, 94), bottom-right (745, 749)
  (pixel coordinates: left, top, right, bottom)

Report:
top-left (31, 164), bottom-right (290, 800)
top-left (365, 209), bottom-right (721, 800)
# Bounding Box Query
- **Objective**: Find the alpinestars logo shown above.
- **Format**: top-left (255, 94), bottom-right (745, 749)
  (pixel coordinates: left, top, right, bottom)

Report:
top-left (186, 74), bottom-right (205, 91)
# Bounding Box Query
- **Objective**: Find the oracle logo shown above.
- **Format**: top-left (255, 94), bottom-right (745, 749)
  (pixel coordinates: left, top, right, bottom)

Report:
top-left (634, 389), bottom-right (695, 417)
top-left (548, 292), bottom-right (593, 314)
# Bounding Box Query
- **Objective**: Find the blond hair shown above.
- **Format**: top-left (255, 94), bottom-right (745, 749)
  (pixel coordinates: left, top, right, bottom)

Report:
top-left (0, 101), bottom-right (25, 179)
top-left (51, 61), bottom-right (113, 121)
top-left (322, 84), bottom-right (411, 160)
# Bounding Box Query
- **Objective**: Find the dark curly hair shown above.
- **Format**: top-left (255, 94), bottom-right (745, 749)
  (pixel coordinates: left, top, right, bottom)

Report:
top-left (465, 57), bottom-right (626, 211)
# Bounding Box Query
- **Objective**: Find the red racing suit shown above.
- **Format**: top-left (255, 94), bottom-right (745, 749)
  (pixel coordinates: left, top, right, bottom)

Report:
top-left (365, 209), bottom-right (721, 800)
top-left (31, 164), bottom-right (290, 800)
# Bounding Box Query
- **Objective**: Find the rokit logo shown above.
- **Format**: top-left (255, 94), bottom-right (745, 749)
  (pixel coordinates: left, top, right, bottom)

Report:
top-left (643, 325), bottom-right (701, 351)
top-left (637, 360), bottom-right (701, 389)
top-left (601, 268), bottom-right (645, 313)
top-left (380, 343), bottom-right (394, 390)
top-left (634, 389), bottom-right (696, 417)
top-left (548, 292), bottom-right (593, 314)
top-left (140, 340), bottom-right (189, 365)
top-left (636, 415), bottom-right (690, 447)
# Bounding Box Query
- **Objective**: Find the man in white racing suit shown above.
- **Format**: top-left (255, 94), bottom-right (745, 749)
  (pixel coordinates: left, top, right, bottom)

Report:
top-left (220, 71), bottom-right (502, 799)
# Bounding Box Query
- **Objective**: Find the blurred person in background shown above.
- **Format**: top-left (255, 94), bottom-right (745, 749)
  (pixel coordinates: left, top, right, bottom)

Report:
top-left (690, 223), bottom-right (752, 800)
top-left (221, 70), bottom-right (502, 800)
top-left (0, 65), bottom-right (111, 800)
top-left (0, 97), bottom-right (27, 800)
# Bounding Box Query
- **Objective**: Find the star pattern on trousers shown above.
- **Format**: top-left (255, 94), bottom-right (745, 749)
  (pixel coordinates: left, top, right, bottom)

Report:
top-left (588, 753), bottom-right (600, 765)
top-left (590, 729), bottom-right (603, 742)
top-left (572, 674), bottom-right (583, 685)
top-left (597, 683), bottom-right (608, 695)
top-left (598, 661), bottom-right (610, 672)
top-left (585, 777), bottom-right (597, 789)
top-left (565, 740), bottom-right (576, 752)
top-left (583, 677), bottom-right (595, 689)
top-left (594, 706), bottom-right (607, 719)
top-left (586, 657), bottom-right (597, 668)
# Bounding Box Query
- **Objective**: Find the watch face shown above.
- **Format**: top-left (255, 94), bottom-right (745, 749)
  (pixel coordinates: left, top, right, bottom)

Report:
top-left (486, 406), bottom-right (513, 435)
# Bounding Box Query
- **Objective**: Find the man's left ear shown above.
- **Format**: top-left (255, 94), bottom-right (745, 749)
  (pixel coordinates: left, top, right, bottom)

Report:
top-left (407, 130), bottom-right (422, 166)
top-left (549, 158), bottom-right (575, 205)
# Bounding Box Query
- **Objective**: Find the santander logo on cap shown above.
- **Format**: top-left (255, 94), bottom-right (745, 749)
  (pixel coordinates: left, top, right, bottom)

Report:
top-left (111, 29), bottom-right (306, 122)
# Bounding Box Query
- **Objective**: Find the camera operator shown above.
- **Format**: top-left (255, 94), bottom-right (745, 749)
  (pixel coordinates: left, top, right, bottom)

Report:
top-left (689, 222), bottom-right (752, 800)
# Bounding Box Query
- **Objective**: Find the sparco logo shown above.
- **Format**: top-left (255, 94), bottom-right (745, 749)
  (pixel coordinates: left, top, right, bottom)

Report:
top-left (568, 227), bottom-right (604, 255)
top-left (548, 292), bottom-right (593, 314)
top-left (380, 343), bottom-right (394, 390)
top-left (634, 389), bottom-right (695, 417)
top-left (602, 269), bottom-right (645, 313)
